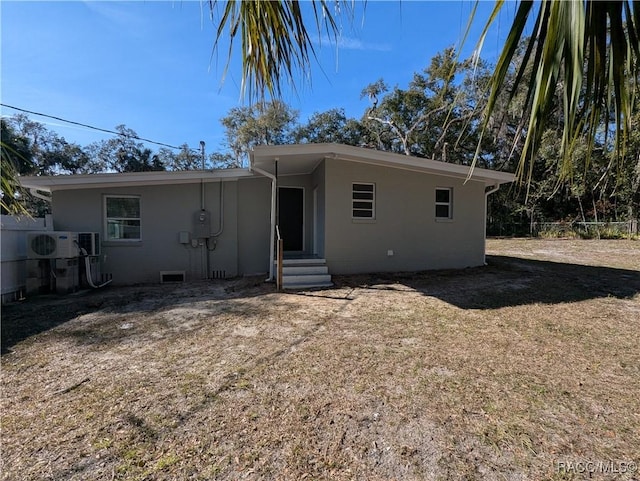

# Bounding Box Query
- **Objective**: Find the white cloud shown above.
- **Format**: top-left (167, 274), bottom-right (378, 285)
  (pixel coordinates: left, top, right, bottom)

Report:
top-left (82, 1), bottom-right (148, 32)
top-left (313, 34), bottom-right (391, 52)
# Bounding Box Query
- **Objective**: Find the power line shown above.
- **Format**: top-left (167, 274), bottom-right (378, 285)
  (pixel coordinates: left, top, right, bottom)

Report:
top-left (1, 103), bottom-right (197, 152)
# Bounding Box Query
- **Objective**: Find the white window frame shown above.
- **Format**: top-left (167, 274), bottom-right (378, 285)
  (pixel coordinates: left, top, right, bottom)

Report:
top-left (435, 187), bottom-right (453, 220)
top-left (352, 183), bottom-right (375, 219)
top-left (104, 195), bottom-right (142, 241)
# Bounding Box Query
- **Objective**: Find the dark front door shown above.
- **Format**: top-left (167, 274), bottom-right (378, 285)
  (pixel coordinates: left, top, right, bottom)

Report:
top-left (279, 187), bottom-right (304, 251)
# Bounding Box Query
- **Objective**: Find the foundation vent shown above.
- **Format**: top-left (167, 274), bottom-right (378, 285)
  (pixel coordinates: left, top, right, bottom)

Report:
top-left (211, 270), bottom-right (226, 279)
top-left (160, 271), bottom-right (186, 283)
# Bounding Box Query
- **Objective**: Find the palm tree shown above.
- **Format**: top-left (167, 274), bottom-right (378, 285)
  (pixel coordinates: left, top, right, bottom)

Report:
top-left (476, 0), bottom-right (639, 183)
top-left (210, 0), bottom-right (639, 183)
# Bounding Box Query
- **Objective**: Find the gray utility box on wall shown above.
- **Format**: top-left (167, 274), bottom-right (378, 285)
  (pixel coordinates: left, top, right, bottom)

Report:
top-left (193, 210), bottom-right (211, 239)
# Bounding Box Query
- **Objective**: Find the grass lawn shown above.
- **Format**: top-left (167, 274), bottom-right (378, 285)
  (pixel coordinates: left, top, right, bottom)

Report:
top-left (2, 238), bottom-right (639, 480)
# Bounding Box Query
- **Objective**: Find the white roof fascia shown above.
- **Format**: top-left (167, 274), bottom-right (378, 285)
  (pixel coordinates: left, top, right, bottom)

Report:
top-left (19, 169), bottom-right (254, 192)
top-left (333, 153), bottom-right (514, 185)
top-left (251, 143), bottom-right (515, 185)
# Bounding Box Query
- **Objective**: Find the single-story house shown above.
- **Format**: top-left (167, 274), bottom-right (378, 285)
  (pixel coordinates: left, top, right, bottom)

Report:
top-left (19, 143), bottom-right (514, 288)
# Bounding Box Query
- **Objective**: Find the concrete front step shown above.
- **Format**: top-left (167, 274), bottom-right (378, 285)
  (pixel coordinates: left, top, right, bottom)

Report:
top-left (280, 258), bottom-right (327, 266)
top-left (276, 258), bottom-right (332, 289)
top-left (283, 280), bottom-right (334, 289)
top-left (283, 276), bottom-right (333, 289)
top-left (283, 265), bottom-right (329, 275)
top-left (282, 272), bottom-right (332, 284)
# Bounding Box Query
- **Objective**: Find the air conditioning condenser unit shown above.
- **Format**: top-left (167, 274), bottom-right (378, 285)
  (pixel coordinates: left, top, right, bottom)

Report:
top-left (27, 231), bottom-right (79, 259)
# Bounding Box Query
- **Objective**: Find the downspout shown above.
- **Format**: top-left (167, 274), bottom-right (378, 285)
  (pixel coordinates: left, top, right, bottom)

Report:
top-left (200, 141), bottom-right (206, 210)
top-left (205, 181), bottom-right (224, 277)
top-left (200, 141), bottom-right (206, 278)
top-left (211, 181), bottom-right (224, 237)
top-left (250, 162), bottom-right (277, 281)
top-left (483, 183), bottom-right (500, 265)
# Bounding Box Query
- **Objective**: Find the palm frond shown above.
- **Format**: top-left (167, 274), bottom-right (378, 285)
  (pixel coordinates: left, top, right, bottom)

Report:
top-left (477, 0), bottom-right (639, 185)
top-left (211, 0), bottom-right (342, 100)
top-left (1, 143), bottom-right (30, 217)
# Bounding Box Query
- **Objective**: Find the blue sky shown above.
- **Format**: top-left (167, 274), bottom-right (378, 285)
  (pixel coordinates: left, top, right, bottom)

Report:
top-left (1, 1), bottom-right (517, 156)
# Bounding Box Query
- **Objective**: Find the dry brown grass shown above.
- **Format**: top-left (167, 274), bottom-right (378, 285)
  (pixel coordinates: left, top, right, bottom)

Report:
top-left (2, 239), bottom-right (639, 480)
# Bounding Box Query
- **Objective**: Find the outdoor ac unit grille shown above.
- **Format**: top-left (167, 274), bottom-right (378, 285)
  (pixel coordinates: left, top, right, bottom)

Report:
top-left (27, 232), bottom-right (79, 259)
top-left (77, 232), bottom-right (100, 256)
top-left (30, 234), bottom-right (57, 257)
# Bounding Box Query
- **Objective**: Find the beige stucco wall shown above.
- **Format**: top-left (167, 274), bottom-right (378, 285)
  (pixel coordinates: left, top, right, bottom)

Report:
top-left (322, 158), bottom-right (487, 274)
top-left (51, 180), bottom-right (241, 284)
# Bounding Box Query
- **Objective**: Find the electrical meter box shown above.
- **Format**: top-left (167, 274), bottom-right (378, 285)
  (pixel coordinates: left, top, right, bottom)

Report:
top-left (193, 210), bottom-right (211, 239)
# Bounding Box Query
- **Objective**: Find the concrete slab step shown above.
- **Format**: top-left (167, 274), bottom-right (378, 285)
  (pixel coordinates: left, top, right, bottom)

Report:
top-left (281, 258), bottom-right (327, 266)
top-left (276, 258), bottom-right (332, 289)
top-left (283, 273), bottom-right (331, 283)
top-left (283, 272), bottom-right (332, 289)
top-left (282, 265), bottom-right (329, 275)
top-left (283, 279), bottom-right (333, 290)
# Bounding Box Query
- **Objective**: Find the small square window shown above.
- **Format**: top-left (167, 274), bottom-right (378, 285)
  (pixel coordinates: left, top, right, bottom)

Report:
top-left (435, 188), bottom-right (450, 204)
top-left (352, 183), bottom-right (375, 219)
top-left (435, 187), bottom-right (452, 219)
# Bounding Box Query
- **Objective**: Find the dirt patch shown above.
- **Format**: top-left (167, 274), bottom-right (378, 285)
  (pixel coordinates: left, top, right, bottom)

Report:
top-left (2, 240), bottom-right (639, 480)
top-left (486, 237), bottom-right (640, 270)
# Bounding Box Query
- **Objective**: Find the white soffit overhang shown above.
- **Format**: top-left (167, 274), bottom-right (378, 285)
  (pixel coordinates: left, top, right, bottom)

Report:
top-left (251, 143), bottom-right (515, 185)
top-left (19, 168), bottom-right (254, 192)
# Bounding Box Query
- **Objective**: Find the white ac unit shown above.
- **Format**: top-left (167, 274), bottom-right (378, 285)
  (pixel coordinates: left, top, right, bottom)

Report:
top-left (77, 232), bottom-right (100, 256)
top-left (27, 231), bottom-right (79, 259)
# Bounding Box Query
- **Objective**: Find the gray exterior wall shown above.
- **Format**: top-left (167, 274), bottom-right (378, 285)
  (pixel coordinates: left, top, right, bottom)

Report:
top-left (237, 177), bottom-right (272, 275)
top-left (311, 160), bottom-right (326, 257)
top-left (48, 157), bottom-right (491, 284)
top-left (52, 180), bottom-right (246, 284)
top-left (322, 158), bottom-right (487, 274)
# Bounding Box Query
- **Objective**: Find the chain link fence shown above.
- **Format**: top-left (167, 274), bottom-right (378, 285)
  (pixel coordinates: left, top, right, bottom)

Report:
top-left (487, 220), bottom-right (639, 239)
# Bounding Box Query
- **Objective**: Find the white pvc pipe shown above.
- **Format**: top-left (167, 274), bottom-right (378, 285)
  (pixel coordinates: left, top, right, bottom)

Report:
top-left (81, 249), bottom-right (112, 288)
top-left (29, 188), bottom-right (52, 202)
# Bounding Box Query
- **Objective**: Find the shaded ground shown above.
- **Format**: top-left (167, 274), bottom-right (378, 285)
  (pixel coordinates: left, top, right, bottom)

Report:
top-left (1, 239), bottom-right (639, 480)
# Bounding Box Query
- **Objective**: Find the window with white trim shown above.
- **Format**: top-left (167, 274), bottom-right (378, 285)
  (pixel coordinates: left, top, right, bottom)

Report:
top-left (352, 183), bottom-right (375, 219)
top-left (104, 195), bottom-right (141, 240)
top-left (435, 187), bottom-right (452, 219)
